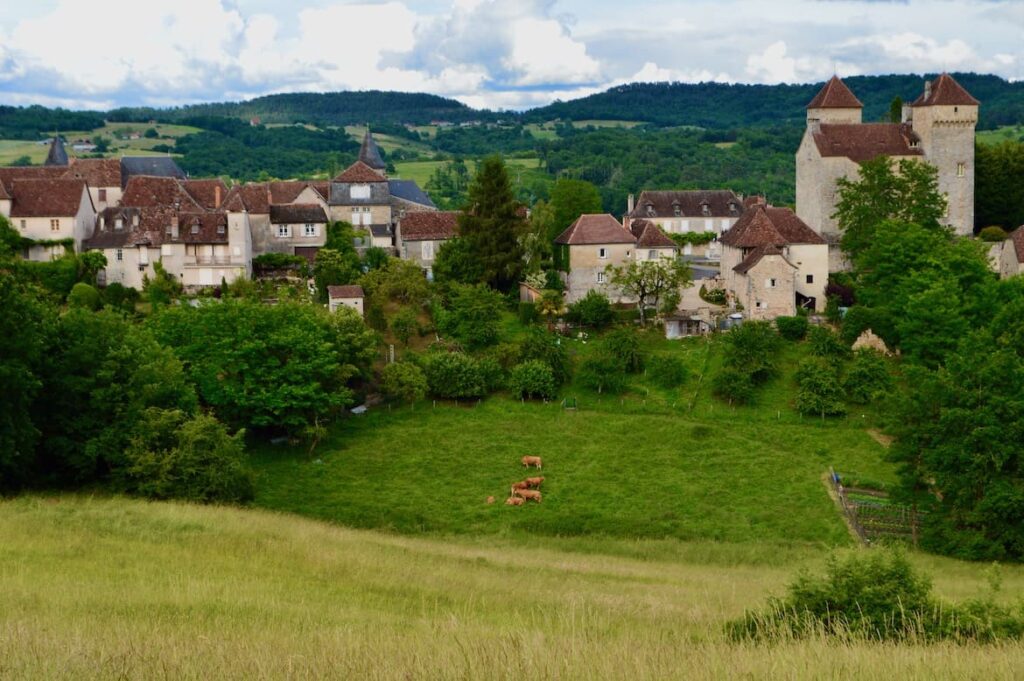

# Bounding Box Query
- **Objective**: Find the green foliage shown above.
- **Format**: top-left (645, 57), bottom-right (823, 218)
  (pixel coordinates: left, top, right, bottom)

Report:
top-left (359, 257), bottom-right (430, 308)
top-left (605, 327), bottom-right (646, 373)
top-left (576, 353), bottom-right (628, 394)
top-left (975, 140), bottom-right (1024, 231)
top-left (518, 328), bottom-right (570, 385)
top-left (380, 362), bottom-right (428, 403)
top-left (421, 352), bottom-right (487, 400)
top-left (15, 254), bottom-right (80, 299)
top-left (979, 225), bottom-right (1009, 242)
top-left (78, 251), bottom-right (108, 285)
top-left (142, 261), bottom-right (182, 307)
top-left (390, 307), bottom-right (420, 346)
top-left (566, 289), bottom-right (614, 328)
top-left (668, 231), bottom-right (716, 246)
top-left (548, 178), bottom-right (603, 243)
top-left (605, 258), bottom-right (691, 325)
top-left (517, 301), bottom-right (538, 325)
top-left (435, 283), bottom-right (504, 350)
top-left (313, 248), bottom-right (361, 302)
top-left (711, 366), bottom-right (756, 405)
top-left (721, 321), bottom-right (781, 384)
top-left (457, 155), bottom-right (526, 291)
top-left (100, 282), bottom-right (140, 313)
top-left (144, 127), bottom-right (159, 138)
top-left (363, 246), bottom-right (390, 271)
top-left (647, 354), bottom-right (689, 389)
top-left (807, 325), bottom-right (849, 359)
top-left (508, 360), bottom-right (557, 400)
top-left (121, 409), bottom-right (253, 503)
top-left (699, 284), bottom-right (727, 305)
top-left (253, 253), bottom-right (308, 271)
top-left (0, 105), bottom-right (105, 139)
top-left (794, 357), bottom-right (846, 417)
top-left (522, 198), bottom-right (554, 270)
top-left (150, 301), bottom-right (375, 433)
top-left (67, 282), bottom-right (101, 311)
top-left (432, 237), bottom-right (485, 286)
top-left (775, 315), bottom-right (808, 341)
top-left (888, 96), bottom-right (903, 123)
top-left (843, 349), bottom-right (892, 404)
top-left (424, 158), bottom-right (470, 210)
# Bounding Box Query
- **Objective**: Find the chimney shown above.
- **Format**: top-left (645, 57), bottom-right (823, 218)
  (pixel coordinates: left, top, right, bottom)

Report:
top-left (170, 215), bottom-right (179, 239)
top-left (214, 184), bottom-right (222, 208)
top-left (924, 79), bottom-right (932, 101)
top-left (627, 193), bottom-right (635, 214)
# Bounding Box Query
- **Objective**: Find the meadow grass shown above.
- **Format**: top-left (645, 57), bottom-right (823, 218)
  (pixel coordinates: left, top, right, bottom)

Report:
top-left (393, 157), bottom-right (542, 186)
top-left (2, 496), bottom-right (1024, 680)
top-left (977, 125), bottom-right (1024, 145)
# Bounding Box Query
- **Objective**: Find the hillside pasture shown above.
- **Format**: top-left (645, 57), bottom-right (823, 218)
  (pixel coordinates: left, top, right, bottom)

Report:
top-left (393, 157), bottom-right (543, 186)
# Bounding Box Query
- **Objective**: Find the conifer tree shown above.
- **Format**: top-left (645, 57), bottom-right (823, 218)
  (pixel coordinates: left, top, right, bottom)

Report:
top-left (457, 155), bottom-right (526, 291)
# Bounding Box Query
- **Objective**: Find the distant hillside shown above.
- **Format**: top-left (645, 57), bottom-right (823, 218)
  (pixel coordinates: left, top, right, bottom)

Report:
top-left (107, 91), bottom-right (490, 128)
top-left (524, 73), bottom-right (1024, 130)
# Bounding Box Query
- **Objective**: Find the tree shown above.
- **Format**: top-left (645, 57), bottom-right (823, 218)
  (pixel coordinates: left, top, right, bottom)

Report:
top-left (314, 248), bottom-right (361, 302)
top-left (359, 257), bottom-right (430, 307)
top-left (518, 327), bottom-right (570, 385)
top-left (548, 178), bottom-right (603, 243)
top-left (843, 349), bottom-right (892, 404)
top-left (435, 283), bottom-right (504, 350)
top-left (721, 321), bottom-right (782, 384)
top-left (78, 251), bottom-right (107, 284)
top-left (577, 353), bottom-right (628, 394)
top-left (605, 327), bottom-right (646, 373)
top-left (390, 307), bottom-right (419, 346)
top-left (67, 282), bottom-right (101, 310)
top-left (888, 96), bottom-right (903, 123)
top-left (833, 156), bottom-right (946, 264)
top-left (144, 128), bottom-right (159, 138)
top-left (794, 357), bottom-right (846, 417)
top-left (775, 315), bottom-right (808, 341)
top-left (523, 198), bottom-right (555, 271)
top-left (142, 261), bottom-right (182, 307)
top-left (605, 258), bottom-right (691, 325)
top-left (381, 362), bottom-right (428, 403)
top-left (457, 155), bottom-right (527, 291)
top-left (363, 246), bottom-right (390, 271)
top-left (421, 352), bottom-right (487, 399)
top-left (508, 361), bottom-right (556, 400)
top-left (535, 288), bottom-right (565, 330)
top-left (432, 237), bottom-right (484, 285)
top-left (975, 140), bottom-right (1024, 232)
top-left (567, 289), bottom-right (614, 328)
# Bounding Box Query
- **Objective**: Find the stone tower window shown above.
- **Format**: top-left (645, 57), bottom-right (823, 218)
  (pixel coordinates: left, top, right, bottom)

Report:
top-left (957, 162), bottom-right (965, 178)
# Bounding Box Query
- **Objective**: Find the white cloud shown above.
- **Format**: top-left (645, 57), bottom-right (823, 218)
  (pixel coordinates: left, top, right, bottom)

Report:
top-left (624, 62), bottom-right (732, 84)
top-left (745, 41), bottom-right (852, 84)
top-left (502, 16), bottom-right (600, 86)
top-left (839, 32), bottom-right (1006, 73)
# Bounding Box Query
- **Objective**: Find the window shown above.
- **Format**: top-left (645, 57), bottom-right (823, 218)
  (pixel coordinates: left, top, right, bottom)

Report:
top-left (277, 225), bottom-right (292, 238)
top-left (957, 162), bottom-right (965, 177)
top-left (50, 219), bottom-right (60, 231)
top-left (943, 194), bottom-right (950, 218)
top-left (680, 220), bottom-right (690, 233)
top-left (756, 301), bottom-right (764, 309)
top-left (422, 241), bottom-right (435, 261)
top-left (19, 220), bottom-right (26, 230)
top-left (350, 184), bottom-right (371, 200)
top-left (721, 219), bottom-right (730, 231)
top-left (98, 188), bottom-right (107, 202)
top-left (303, 223), bottom-right (318, 237)
top-left (114, 218), bottom-right (123, 230)
top-left (217, 224), bottom-right (226, 235)
top-left (596, 271), bottom-right (605, 284)
top-left (673, 204), bottom-right (681, 217)
top-left (701, 203), bottom-right (710, 216)
top-left (598, 247), bottom-right (607, 259)
top-left (766, 278), bottom-right (777, 289)
top-left (806, 274), bottom-right (814, 284)
top-left (648, 249), bottom-right (657, 259)
top-left (729, 202), bottom-right (738, 215)
top-left (115, 249), bottom-right (123, 262)
top-left (704, 219), bottom-right (713, 232)
top-left (191, 224), bottom-right (200, 235)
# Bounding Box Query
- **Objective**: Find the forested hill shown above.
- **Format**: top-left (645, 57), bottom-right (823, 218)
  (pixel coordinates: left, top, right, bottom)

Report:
top-left (108, 91), bottom-right (487, 128)
top-left (524, 73), bottom-right (1024, 130)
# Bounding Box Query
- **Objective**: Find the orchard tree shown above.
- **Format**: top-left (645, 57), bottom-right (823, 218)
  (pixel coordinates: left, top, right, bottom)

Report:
top-left (605, 258), bottom-right (691, 325)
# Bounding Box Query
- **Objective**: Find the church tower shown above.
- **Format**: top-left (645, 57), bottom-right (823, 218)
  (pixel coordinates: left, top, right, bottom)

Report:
top-left (358, 129), bottom-right (387, 176)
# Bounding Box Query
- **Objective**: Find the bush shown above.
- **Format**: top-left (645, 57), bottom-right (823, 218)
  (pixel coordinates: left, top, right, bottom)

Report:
top-left (576, 353), bottom-right (628, 394)
top-left (729, 551), bottom-right (1024, 642)
top-left (647, 354), bottom-right (689, 389)
top-left (979, 225), bottom-right (1009, 242)
top-left (67, 282), bottom-right (101, 310)
top-left (381, 362), bottom-right (428, 403)
top-left (422, 352), bottom-right (486, 399)
top-left (721, 321), bottom-right (781, 384)
top-left (101, 282), bottom-right (139, 312)
top-left (605, 327), bottom-right (645, 373)
top-left (518, 328), bottom-right (570, 385)
top-left (508, 360), bottom-right (556, 400)
top-left (435, 283), bottom-right (504, 350)
top-left (712, 366), bottom-right (755, 405)
top-left (566, 290), bottom-right (614, 328)
top-left (142, 261), bottom-right (182, 307)
top-left (390, 307), bottom-right (420, 346)
top-left (253, 253), bottom-right (308, 271)
top-left (775, 315), bottom-right (808, 341)
top-left (477, 355), bottom-right (505, 393)
top-left (808, 325), bottom-right (850, 359)
top-left (795, 357), bottom-right (846, 417)
top-left (518, 301), bottom-right (538, 325)
top-left (843, 349), bottom-right (892, 404)
top-left (699, 284), bottom-right (727, 305)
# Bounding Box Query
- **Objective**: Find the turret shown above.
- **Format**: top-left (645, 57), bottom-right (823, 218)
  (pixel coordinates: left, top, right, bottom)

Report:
top-left (806, 76), bottom-right (863, 130)
top-left (44, 135), bottom-right (69, 166)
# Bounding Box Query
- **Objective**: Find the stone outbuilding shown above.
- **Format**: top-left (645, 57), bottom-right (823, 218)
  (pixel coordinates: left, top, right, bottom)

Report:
top-left (328, 284), bottom-right (365, 316)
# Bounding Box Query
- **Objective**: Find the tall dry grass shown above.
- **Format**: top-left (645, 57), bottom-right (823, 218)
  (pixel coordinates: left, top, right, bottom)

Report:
top-left (2, 495), bottom-right (1024, 679)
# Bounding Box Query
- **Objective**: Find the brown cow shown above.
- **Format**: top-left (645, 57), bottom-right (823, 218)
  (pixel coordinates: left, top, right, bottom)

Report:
top-left (521, 456), bottom-right (543, 469)
top-left (511, 481), bottom-right (530, 491)
top-left (486, 496), bottom-right (495, 505)
top-left (513, 488), bottom-right (542, 503)
top-left (505, 496), bottom-right (524, 506)
top-left (525, 476), bottom-right (544, 488)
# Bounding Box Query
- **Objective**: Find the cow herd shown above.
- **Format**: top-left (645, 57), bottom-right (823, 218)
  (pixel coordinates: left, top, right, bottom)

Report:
top-left (487, 456), bottom-right (545, 507)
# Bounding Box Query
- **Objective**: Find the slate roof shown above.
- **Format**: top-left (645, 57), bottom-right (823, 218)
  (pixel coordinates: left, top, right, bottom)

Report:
top-left (389, 179), bottom-right (436, 208)
top-left (400, 211), bottom-right (459, 240)
top-left (64, 158), bottom-right (121, 187)
top-left (812, 123), bottom-right (922, 163)
top-left (269, 203), bottom-right (328, 224)
top-left (912, 73), bottom-right (979, 107)
top-left (733, 244), bottom-right (796, 274)
top-left (44, 137), bottom-right (70, 166)
top-left (629, 219), bottom-right (678, 249)
top-left (369, 224), bottom-right (392, 238)
top-left (555, 214), bottom-right (635, 245)
top-left (119, 156), bottom-right (186, 187)
top-left (719, 205), bottom-right (825, 249)
top-left (629, 189), bottom-right (743, 219)
top-left (328, 284), bottom-right (364, 299)
top-left (806, 75), bottom-right (863, 109)
top-left (9, 179), bottom-right (89, 217)
top-left (358, 131), bottom-right (387, 171)
top-left (333, 161), bottom-right (387, 183)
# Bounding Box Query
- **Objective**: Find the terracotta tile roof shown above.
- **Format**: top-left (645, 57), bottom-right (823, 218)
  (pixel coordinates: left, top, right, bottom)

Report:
top-left (733, 244), bottom-right (796, 274)
top-left (121, 176), bottom-right (202, 211)
top-left (333, 161), bottom-right (387, 183)
top-left (9, 179), bottom-right (89, 217)
top-left (555, 214), bottom-right (635, 245)
top-left (221, 188), bottom-right (247, 212)
top-left (0, 182), bottom-right (9, 200)
top-left (64, 158), bottom-right (121, 187)
top-left (183, 179), bottom-right (228, 209)
top-left (269, 203), bottom-right (328, 224)
top-left (629, 219), bottom-right (678, 249)
top-left (400, 211), bottom-right (459, 240)
top-left (85, 207), bottom-right (159, 249)
top-left (912, 73), bottom-right (979, 107)
top-left (311, 182), bottom-right (330, 200)
top-left (812, 123), bottom-right (922, 163)
top-left (807, 75), bottom-right (863, 109)
top-left (328, 285), bottom-right (364, 299)
top-left (269, 181), bottom-right (309, 204)
top-left (629, 189), bottom-right (743, 219)
top-left (1009, 226), bottom-right (1024, 264)
top-left (0, 166), bottom-right (66, 197)
top-left (720, 205), bottom-right (825, 248)
top-left (177, 211), bottom-right (229, 244)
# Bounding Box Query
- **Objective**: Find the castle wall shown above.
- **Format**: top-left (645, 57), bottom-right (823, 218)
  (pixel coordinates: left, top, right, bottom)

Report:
top-left (911, 104), bottom-right (977, 236)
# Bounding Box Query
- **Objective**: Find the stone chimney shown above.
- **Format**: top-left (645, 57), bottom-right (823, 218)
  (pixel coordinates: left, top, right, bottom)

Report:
top-left (170, 215), bottom-right (179, 239)
top-left (627, 193), bottom-right (635, 214)
top-left (923, 79), bottom-right (932, 101)
top-left (214, 184), bottom-right (222, 208)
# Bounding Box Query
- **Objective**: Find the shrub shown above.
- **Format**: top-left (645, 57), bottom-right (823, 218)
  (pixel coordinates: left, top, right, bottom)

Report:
top-left (435, 283), bottom-right (504, 350)
top-left (979, 225), bottom-right (1009, 242)
top-left (808, 325), bottom-right (850, 359)
top-left (721, 321), bottom-right (780, 384)
top-left (67, 282), bottom-right (101, 311)
top-left (477, 355), bottom-right (505, 393)
top-left (142, 261), bottom-right (182, 307)
top-left (518, 328), bottom-right (570, 384)
top-left (567, 290), bottom-right (614, 328)
top-left (775, 315), bottom-right (808, 341)
top-left (422, 352), bottom-right (486, 399)
top-left (509, 360), bottom-right (557, 400)
top-left (252, 253), bottom-right (308, 271)
top-left (381, 362), bottom-right (428, 403)
top-left (101, 282), bottom-right (139, 312)
top-left (518, 301), bottom-right (538, 325)
top-left (605, 327), bottom-right (645, 373)
top-left (712, 366), bottom-right (755, 405)
top-left (576, 353), bottom-right (628, 394)
top-left (843, 349), bottom-right (892, 404)
top-left (647, 353), bottom-right (689, 389)
top-left (699, 284), bottom-right (727, 305)
top-left (390, 307), bottom-right (420, 346)
top-left (795, 357), bottom-right (846, 417)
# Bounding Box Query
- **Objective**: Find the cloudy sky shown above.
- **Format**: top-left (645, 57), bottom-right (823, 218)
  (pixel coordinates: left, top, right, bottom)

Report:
top-left (0, 0), bottom-right (1020, 111)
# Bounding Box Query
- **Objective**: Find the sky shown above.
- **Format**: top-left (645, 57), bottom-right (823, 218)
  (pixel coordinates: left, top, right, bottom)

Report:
top-left (0, 0), bottom-right (1021, 111)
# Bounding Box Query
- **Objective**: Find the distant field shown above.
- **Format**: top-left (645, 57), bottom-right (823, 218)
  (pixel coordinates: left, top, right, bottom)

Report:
top-left (3, 496), bottom-right (1024, 679)
top-left (977, 125), bottom-right (1024, 145)
top-left (0, 121), bottom-right (197, 165)
top-left (345, 125), bottom-right (435, 155)
top-left (524, 123), bottom-right (560, 140)
top-left (394, 157), bottom-right (542, 186)
top-left (571, 119), bottom-right (644, 129)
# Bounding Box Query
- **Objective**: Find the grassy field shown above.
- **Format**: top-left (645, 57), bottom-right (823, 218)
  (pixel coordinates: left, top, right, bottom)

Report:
top-left (977, 125), bottom-right (1024, 145)
top-left (393, 157), bottom-right (543, 186)
top-left (0, 122), bottom-right (198, 165)
top-left (2, 495), bottom-right (1024, 680)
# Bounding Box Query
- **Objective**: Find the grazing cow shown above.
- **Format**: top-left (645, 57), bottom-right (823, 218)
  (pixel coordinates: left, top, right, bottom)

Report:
top-left (513, 488), bottom-right (542, 503)
top-left (511, 481), bottom-right (530, 491)
top-left (486, 496), bottom-right (495, 504)
top-left (525, 476), bottom-right (544, 488)
top-left (521, 456), bottom-right (543, 469)
top-left (505, 496), bottom-right (524, 506)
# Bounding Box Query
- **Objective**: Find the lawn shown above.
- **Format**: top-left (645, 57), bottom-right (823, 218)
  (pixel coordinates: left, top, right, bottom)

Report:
top-left (977, 125), bottom-right (1024, 145)
top-left (2, 495), bottom-right (1023, 679)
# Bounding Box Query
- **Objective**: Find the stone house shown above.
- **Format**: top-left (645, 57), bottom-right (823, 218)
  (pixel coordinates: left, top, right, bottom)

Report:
top-left (396, 210), bottom-right (459, 277)
top-left (268, 203), bottom-right (329, 263)
top-left (5, 178), bottom-right (96, 260)
top-left (624, 189), bottom-right (743, 259)
top-left (328, 284), bottom-right (365, 316)
top-left (719, 202), bottom-right (828, 319)
top-left (996, 227), bottom-right (1024, 279)
top-left (62, 158), bottom-right (123, 211)
top-left (796, 73), bottom-right (978, 270)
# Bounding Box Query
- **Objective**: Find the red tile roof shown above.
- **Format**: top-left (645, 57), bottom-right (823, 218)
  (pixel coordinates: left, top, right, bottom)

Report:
top-left (121, 176), bottom-right (202, 210)
top-left (719, 205), bottom-right (825, 249)
top-left (328, 285), bottom-right (364, 299)
top-left (400, 211), bottom-right (459, 240)
top-left (1009, 226), bottom-right (1024, 264)
top-left (807, 75), bottom-right (863, 109)
top-left (333, 161), bottom-right (387, 183)
top-left (555, 214), bottom-right (635, 245)
top-left (177, 211), bottom-right (229, 244)
top-left (812, 123), bottom-right (922, 163)
top-left (183, 179), bottom-right (228, 209)
top-left (269, 180), bottom-right (309, 204)
top-left (733, 244), bottom-right (796, 274)
top-left (628, 189), bottom-right (743, 219)
top-left (0, 166), bottom-right (66, 197)
top-left (63, 158), bottom-right (122, 187)
top-left (9, 179), bottom-right (90, 218)
top-left (629, 219), bottom-right (677, 249)
top-left (912, 73), bottom-right (979, 107)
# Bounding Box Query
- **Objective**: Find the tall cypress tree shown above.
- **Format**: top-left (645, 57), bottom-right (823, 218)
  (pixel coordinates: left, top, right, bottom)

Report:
top-left (457, 155), bottom-right (526, 291)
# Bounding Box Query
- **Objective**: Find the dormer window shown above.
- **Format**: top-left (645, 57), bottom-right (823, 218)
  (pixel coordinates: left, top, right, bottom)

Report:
top-left (672, 202), bottom-right (681, 217)
top-left (701, 203), bottom-right (711, 217)
top-left (351, 184), bottom-right (371, 200)
top-left (645, 204), bottom-right (655, 217)
top-left (191, 223), bottom-right (200, 235)
top-left (115, 218), bottom-right (123, 230)
top-left (217, 223), bottom-right (226, 235)
top-left (729, 202), bottom-right (738, 215)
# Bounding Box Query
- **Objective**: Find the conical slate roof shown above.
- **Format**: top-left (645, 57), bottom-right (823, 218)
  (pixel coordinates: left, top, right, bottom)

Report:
top-left (806, 75), bottom-right (863, 110)
top-left (44, 136), bottom-right (69, 166)
top-left (358, 130), bottom-right (386, 171)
